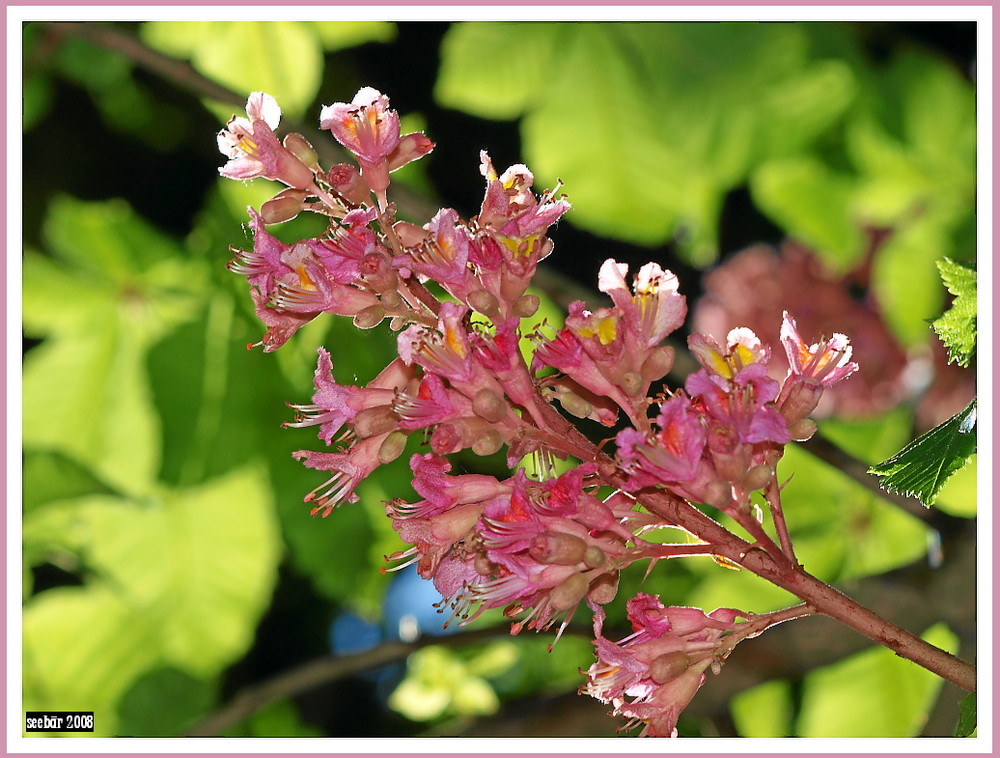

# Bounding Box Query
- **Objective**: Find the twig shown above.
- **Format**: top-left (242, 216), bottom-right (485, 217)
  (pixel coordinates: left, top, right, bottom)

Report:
top-left (185, 625), bottom-right (536, 736)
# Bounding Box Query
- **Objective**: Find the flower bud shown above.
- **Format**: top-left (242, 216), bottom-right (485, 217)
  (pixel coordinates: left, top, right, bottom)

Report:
top-left (472, 429), bottom-right (503, 457)
top-left (780, 379), bottom-right (824, 423)
top-left (641, 345), bottom-right (675, 382)
top-left (353, 406), bottom-right (398, 438)
top-left (467, 289), bottom-right (500, 317)
top-left (586, 571), bottom-right (619, 605)
top-left (583, 545), bottom-right (607, 569)
top-left (328, 163), bottom-right (370, 205)
top-left (788, 417), bottom-right (818, 441)
top-left (742, 464), bottom-right (774, 492)
top-left (549, 573), bottom-right (590, 611)
top-left (472, 388), bottom-right (507, 423)
top-left (513, 293), bottom-right (540, 319)
top-left (378, 430), bottom-right (408, 464)
top-left (558, 390), bottom-right (593, 420)
top-left (474, 552), bottom-right (497, 577)
top-left (260, 189), bottom-right (309, 224)
top-left (353, 304), bottom-right (386, 329)
top-left (650, 651), bottom-right (691, 684)
top-left (619, 371), bottom-right (644, 396)
top-left (361, 252), bottom-right (398, 292)
top-left (380, 290), bottom-right (403, 311)
top-left (393, 221), bottom-right (431, 248)
top-left (704, 479), bottom-right (734, 509)
top-left (529, 531), bottom-right (589, 565)
top-left (430, 424), bottom-right (462, 455)
top-left (283, 132), bottom-right (320, 170)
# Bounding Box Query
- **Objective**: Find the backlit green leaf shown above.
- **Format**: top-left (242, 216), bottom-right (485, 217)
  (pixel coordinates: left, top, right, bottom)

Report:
top-left (932, 258), bottom-right (977, 367)
top-left (142, 21), bottom-right (323, 117)
top-left (438, 22), bottom-right (858, 264)
top-left (796, 623), bottom-right (958, 737)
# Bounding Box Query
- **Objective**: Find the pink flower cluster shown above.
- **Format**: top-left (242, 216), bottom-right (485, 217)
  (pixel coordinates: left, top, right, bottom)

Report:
top-left (219, 87), bottom-right (858, 737)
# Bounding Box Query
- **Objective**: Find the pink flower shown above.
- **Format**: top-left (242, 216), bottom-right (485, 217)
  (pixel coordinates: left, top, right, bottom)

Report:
top-left (616, 395), bottom-right (707, 487)
top-left (285, 348), bottom-right (412, 444)
top-left (780, 311), bottom-right (859, 387)
top-left (294, 433), bottom-right (392, 517)
top-left (217, 92), bottom-right (315, 189)
top-left (598, 259), bottom-right (687, 347)
top-left (582, 594), bottom-right (745, 737)
top-left (404, 208), bottom-right (473, 286)
top-left (321, 87), bottom-right (400, 165)
top-left (320, 88), bottom-right (433, 199)
top-left (688, 328), bottom-right (770, 381)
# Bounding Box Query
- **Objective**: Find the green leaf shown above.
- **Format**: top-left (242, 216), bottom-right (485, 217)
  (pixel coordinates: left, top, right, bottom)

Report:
top-left (224, 699), bottom-right (323, 737)
top-left (23, 584), bottom-right (164, 736)
top-left (796, 623), bottom-right (958, 737)
top-left (24, 467), bottom-right (281, 687)
top-left (85, 468), bottom-right (281, 675)
top-left (22, 450), bottom-right (118, 514)
top-left (116, 667), bottom-right (216, 737)
top-left (932, 258), bottom-right (977, 367)
top-left (870, 219), bottom-right (950, 347)
top-left (141, 21), bottom-right (323, 118)
top-left (310, 21), bottom-right (396, 50)
top-left (436, 22), bottom-right (558, 120)
top-left (869, 399), bottom-right (977, 507)
top-left (750, 156), bottom-right (865, 271)
top-left (955, 691), bottom-right (976, 737)
top-left (730, 680), bottom-right (793, 737)
top-left (439, 22), bottom-right (856, 264)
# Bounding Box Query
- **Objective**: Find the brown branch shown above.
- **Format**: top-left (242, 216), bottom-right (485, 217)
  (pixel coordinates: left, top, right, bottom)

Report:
top-left (184, 625), bottom-right (531, 737)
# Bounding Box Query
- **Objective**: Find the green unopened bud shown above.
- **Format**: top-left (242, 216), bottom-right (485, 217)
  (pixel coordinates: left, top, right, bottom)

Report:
top-left (650, 651), bottom-right (691, 684)
top-left (558, 391), bottom-right (593, 420)
top-left (472, 388), bottom-right (506, 423)
top-left (260, 189), bottom-right (309, 224)
top-left (283, 132), bottom-right (320, 169)
top-left (467, 289), bottom-right (500, 316)
top-left (788, 418), bottom-right (818, 441)
top-left (549, 573), bottom-right (590, 611)
top-left (513, 293), bottom-right (540, 318)
top-left (378, 430), bottom-right (408, 464)
top-left (529, 531), bottom-right (588, 565)
top-left (353, 304), bottom-right (386, 329)
top-left (586, 571), bottom-right (619, 605)
top-left (742, 464), bottom-right (774, 492)
top-left (472, 429), bottom-right (503, 457)
top-left (619, 371), bottom-right (644, 396)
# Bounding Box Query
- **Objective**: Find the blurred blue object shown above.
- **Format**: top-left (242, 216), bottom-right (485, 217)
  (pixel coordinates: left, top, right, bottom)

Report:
top-left (382, 565), bottom-right (457, 642)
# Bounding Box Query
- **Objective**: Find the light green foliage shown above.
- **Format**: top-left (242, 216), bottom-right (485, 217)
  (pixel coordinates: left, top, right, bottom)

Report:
top-left (389, 643), bottom-right (518, 721)
top-left (796, 623), bottom-right (958, 736)
top-left (23, 198), bottom-right (206, 493)
top-left (438, 22), bottom-right (974, 283)
top-left (932, 258), bottom-right (977, 367)
top-left (23, 467), bottom-right (280, 735)
top-left (870, 400), bottom-right (977, 508)
top-left (141, 21), bottom-right (394, 119)
top-left (730, 680), bottom-right (794, 738)
top-left (439, 23), bottom-right (855, 264)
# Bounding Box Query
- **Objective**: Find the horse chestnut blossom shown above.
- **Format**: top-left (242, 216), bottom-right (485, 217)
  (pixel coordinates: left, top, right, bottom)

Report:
top-left (217, 86), bottom-right (973, 736)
